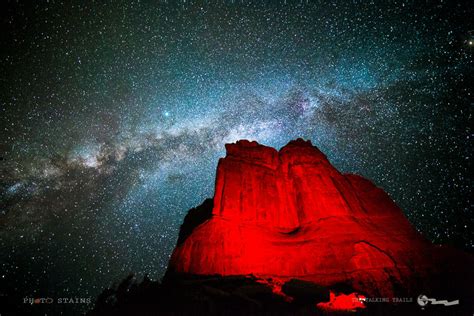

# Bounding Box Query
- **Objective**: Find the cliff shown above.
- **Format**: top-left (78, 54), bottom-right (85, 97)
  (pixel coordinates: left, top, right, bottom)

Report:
top-left (167, 139), bottom-right (469, 299)
top-left (89, 139), bottom-right (473, 315)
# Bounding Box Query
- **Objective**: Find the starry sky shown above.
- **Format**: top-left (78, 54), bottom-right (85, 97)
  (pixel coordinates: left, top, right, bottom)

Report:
top-left (1, 0), bottom-right (473, 313)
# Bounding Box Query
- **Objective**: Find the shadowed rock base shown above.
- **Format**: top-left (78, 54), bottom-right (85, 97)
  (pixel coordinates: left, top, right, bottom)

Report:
top-left (88, 271), bottom-right (472, 315)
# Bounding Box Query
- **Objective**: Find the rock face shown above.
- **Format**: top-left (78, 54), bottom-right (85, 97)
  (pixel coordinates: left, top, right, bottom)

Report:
top-left (167, 139), bottom-right (465, 298)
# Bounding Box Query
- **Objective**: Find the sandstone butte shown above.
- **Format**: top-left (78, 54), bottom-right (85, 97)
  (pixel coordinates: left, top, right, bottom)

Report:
top-left (167, 139), bottom-right (472, 304)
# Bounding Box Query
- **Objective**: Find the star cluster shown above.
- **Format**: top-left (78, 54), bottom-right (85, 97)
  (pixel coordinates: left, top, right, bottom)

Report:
top-left (1, 0), bottom-right (472, 313)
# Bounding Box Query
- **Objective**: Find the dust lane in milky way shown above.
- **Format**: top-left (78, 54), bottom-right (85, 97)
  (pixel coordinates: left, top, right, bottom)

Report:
top-left (0, 0), bottom-right (472, 311)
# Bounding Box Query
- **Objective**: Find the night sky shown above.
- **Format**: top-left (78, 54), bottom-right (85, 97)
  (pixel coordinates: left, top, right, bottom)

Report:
top-left (1, 0), bottom-right (473, 313)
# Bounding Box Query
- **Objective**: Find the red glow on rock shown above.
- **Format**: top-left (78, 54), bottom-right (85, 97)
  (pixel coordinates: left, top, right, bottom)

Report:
top-left (255, 278), bottom-right (293, 302)
top-left (316, 291), bottom-right (366, 312)
top-left (168, 139), bottom-right (435, 297)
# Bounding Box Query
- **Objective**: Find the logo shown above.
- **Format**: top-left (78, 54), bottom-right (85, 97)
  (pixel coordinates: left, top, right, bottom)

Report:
top-left (417, 294), bottom-right (459, 309)
top-left (23, 297), bottom-right (91, 304)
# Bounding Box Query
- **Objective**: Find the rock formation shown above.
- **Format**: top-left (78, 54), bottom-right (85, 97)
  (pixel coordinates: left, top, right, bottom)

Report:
top-left (89, 139), bottom-right (473, 315)
top-left (167, 139), bottom-right (468, 299)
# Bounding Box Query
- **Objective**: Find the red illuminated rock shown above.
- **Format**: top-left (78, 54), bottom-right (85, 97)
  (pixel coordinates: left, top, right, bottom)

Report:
top-left (167, 139), bottom-right (463, 298)
top-left (316, 291), bottom-right (366, 312)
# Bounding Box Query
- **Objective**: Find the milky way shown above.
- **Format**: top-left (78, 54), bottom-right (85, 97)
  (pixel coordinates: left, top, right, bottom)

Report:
top-left (1, 1), bottom-right (472, 313)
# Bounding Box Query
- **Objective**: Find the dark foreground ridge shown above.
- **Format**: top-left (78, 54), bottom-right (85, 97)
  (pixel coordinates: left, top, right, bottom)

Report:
top-left (89, 139), bottom-right (473, 315)
top-left (88, 271), bottom-right (472, 316)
